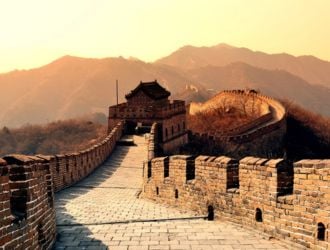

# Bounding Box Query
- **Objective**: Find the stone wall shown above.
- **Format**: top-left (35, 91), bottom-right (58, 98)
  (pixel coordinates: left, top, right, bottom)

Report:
top-left (50, 122), bottom-right (123, 192)
top-left (189, 90), bottom-right (270, 117)
top-left (161, 132), bottom-right (188, 155)
top-left (189, 123), bottom-right (286, 159)
top-left (0, 122), bottom-right (124, 249)
top-left (189, 90), bottom-right (287, 145)
top-left (147, 121), bottom-right (188, 157)
top-left (142, 156), bottom-right (330, 249)
top-left (147, 123), bottom-right (159, 160)
top-left (161, 112), bottom-right (188, 154)
top-left (144, 109), bottom-right (188, 156)
top-left (0, 156), bottom-right (55, 250)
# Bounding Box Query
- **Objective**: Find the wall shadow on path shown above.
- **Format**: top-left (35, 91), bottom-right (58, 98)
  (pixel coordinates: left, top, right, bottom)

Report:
top-left (53, 145), bottom-right (131, 249)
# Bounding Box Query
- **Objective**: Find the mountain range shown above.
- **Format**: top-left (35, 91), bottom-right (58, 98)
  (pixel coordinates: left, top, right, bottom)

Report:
top-left (157, 43), bottom-right (330, 88)
top-left (0, 43), bottom-right (329, 127)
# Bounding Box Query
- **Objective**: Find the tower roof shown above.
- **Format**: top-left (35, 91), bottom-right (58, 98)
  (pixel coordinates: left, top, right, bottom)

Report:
top-left (125, 80), bottom-right (171, 100)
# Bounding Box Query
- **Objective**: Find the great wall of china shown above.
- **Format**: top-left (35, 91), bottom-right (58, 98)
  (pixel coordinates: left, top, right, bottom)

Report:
top-left (0, 122), bottom-right (123, 249)
top-left (0, 82), bottom-right (329, 249)
top-left (189, 90), bottom-right (287, 143)
top-left (142, 153), bottom-right (330, 249)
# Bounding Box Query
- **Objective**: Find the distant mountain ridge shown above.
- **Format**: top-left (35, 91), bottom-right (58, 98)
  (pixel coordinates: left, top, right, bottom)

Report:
top-left (185, 62), bottom-right (330, 116)
top-left (0, 56), bottom-right (197, 127)
top-left (0, 44), bottom-right (329, 127)
top-left (156, 43), bottom-right (330, 88)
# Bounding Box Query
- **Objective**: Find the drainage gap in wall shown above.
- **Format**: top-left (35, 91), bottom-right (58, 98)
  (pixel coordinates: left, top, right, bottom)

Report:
top-left (317, 222), bottom-right (325, 241)
top-left (66, 160), bottom-right (69, 172)
top-left (147, 161), bottom-right (152, 178)
top-left (47, 191), bottom-right (54, 208)
top-left (164, 158), bottom-right (169, 178)
top-left (255, 208), bottom-right (263, 222)
top-left (207, 205), bottom-right (214, 221)
top-left (10, 193), bottom-right (27, 224)
top-left (175, 189), bottom-right (179, 199)
top-left (56, 160), bottom-right (60, 173)
top-left (186, 159), bottom-right (195, 181)
top-left (38, 223), bottom-right (46, 245)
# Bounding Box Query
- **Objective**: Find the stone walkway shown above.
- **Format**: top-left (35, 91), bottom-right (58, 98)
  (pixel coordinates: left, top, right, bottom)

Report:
top-left (55, 135), bottom-right (290, 250)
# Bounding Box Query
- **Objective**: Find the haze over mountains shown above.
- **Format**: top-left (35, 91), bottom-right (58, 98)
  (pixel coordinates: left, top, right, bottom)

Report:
top-left (157, 43), bottom-right (330, 88)
top-left (0, 44), bottom-right (329, 127)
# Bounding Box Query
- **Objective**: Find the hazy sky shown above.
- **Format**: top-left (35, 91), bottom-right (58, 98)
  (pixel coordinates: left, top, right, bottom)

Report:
top-left (1, 0), bottom-right (330, 73)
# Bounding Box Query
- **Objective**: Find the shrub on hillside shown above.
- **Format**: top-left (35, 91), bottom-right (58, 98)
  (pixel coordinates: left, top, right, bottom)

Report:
top-left (186, 100), bottom-right (330, 160)
top-left (187, 107), bottom-right (253, 134)
top-left (283, 100), bottom-right (330, 160)
top-left (0, 119), bottom-right (107, 156)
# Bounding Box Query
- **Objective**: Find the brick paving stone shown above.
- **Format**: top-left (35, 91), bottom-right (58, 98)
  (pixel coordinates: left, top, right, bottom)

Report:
top-left (54, 135), bottom-right (293, 250)
top-left (150, 246), bottom-right (170, 250)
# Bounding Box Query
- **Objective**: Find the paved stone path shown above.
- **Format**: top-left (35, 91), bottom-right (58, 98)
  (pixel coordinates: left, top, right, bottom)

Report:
top-left (55, 135), bottom-right (290, 250)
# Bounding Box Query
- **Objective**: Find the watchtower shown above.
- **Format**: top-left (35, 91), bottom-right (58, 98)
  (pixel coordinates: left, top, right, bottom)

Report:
top-left (108, 80), bottom-right (188, 153)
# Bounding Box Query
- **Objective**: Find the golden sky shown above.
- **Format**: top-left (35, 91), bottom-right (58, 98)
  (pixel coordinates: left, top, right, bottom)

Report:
top-left (1, 0), bottom-right (330, 73)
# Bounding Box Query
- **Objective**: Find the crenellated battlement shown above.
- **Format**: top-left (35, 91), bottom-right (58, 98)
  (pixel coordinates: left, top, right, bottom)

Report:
top-left (0, 83), bottom-right (327, 249)
top-left (0, 122), bottom-right (124, 249)
top-left (0, 154), bottom-right (56, 249)
top-left (49, 123), bottom-right (123, 192)
top-left (142, 155), bottom-right (330, 249)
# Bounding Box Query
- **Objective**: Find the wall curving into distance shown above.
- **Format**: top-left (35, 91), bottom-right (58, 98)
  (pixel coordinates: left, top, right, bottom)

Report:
top-left (0, 122), bottom-right (124, 249)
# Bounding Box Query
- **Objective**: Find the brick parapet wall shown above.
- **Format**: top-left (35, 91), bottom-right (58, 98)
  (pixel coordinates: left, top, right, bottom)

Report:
top-left (50, 122), bottom-right (123, 192)
top-left (190, 90), bottom-right (271, 116)
top-left (161, 132), bottom-right (188, 155)
top-left (0, 122), bottom-right (124, 249)
top-left (147, 123), bottom-right (158, 160)
top-left (190, 90), bottom-right (287, 144)
top-left (219, 112), bottom-right (273, 136)
top-left (143, 155), bottom-right (330, 249)
top-left (147, 118), bottom-right (188, 157)
top-left (0, 155), bottom-right (56, 249)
